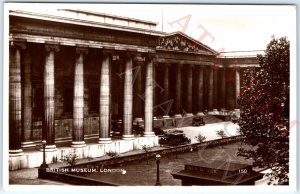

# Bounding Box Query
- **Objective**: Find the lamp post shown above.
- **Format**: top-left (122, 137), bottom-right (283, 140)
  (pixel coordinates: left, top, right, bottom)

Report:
top-left (155, 154), bottom-right (161, 186)
top-left (40, 140), bottom-right (48, 168)
top-left (38, 140), bottom-right (48, 178)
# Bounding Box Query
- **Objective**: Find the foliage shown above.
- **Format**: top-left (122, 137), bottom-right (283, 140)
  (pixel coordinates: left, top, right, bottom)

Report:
top-left (216, 129), bottom-right (227, 139)
top-left (195, 133), bottom-right (207, 143)
top-left (141, 145), bottom-right (152, 164)
top-left (106, 151), bottom-right (119, 159)
top-left (141, 145), bottom-right (152, 153)
top-left (230, 112), bottom-right (239, 124)
top-left (62, 150), bottom-right (78, 166)
top-left (237, 36), bottom-right (289, 184)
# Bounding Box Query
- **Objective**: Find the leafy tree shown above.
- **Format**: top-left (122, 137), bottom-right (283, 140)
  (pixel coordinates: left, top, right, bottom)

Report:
top-left (216, 129), bottom-right (227, 139)
top-left (141, 145), bottom-right (152, 164)
top-left (195, 132), bottom-right (207, 143)
top-left (237, 36), bottom-right (289, 184)
top-left (216, 129), bottom-right (227, 148)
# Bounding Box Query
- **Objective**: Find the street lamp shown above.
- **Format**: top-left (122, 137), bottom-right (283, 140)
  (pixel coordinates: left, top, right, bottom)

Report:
top-left (155, 154), bottom-right (161, 186)
top-left (38, 140), bottom-right (48, 178)
top-left (40, 140), bottom-right (48, 168)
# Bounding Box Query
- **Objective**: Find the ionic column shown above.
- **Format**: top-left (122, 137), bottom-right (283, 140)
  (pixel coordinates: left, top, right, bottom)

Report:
top-left (197, 66), bottom-right (204, 116)
top-left (117, 61), bottom-right (124, 119)
top-left (174, 64), bottom-right (182, 118)
top-left (220, 68), bottom-right (226, 109)
top-left (208, 66), bottom-right (214, 112)
top-left (98, 51), bottom-right (112, 144)
top-left (133, 61), bottom-right (143, 122)
top-left (21, 50), bottom-right (34, 148)
top-left (213, 67), bottom-right (219, 114)
top-left (153, 63), bottom-right (158, 118)
top-left (44, 44), bottom-right (59, 151)
top-left (162, 64), bottom-right (170, 118)
top-left (72, 47), bottom-right (87, 148)
top-left (122, 53), bottom-right (134, 140)
top-left (9, 41), bottom-right (26, 156)
top-left (144, 55), bottom-right (155, 137)
top-left (235, 68), bottom-right (240, 109)
top-left (186, 64), bottom-right (193, 116)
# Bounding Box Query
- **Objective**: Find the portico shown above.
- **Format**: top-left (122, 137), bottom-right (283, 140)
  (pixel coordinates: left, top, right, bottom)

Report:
top-left (8, 9), bottom-right (259, 170)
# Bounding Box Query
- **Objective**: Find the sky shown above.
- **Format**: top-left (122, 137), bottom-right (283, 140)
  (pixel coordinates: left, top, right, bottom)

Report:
top-left (6, 3), bottom-right (296, 52)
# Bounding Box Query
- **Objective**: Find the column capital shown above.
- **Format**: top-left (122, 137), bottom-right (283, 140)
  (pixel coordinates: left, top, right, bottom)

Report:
top-left (134, 60), bottom-right (144, 67)
top-left (235, 66), bottom-right (241, 71)
top-left (75, 46), bottom-right (88, 54)
top-left (121, 50), bottom-right (137, 59)
top-left (101, 47), bottom-right (114, 56)
top-left (205, 65), bottom-right (214, 71)
top-left (10, 40), bottom-right (26, 50)
top-left (187, 64), bottom-right (194, 69)
top-left (143, 53), bottom-right (156, 61)
top-left (163, 63), bottom-right (171, 68)
top-left (176, 63), bottom-right (183, 68)
top-left (197, 65), bottom-right (204, 69)
top-left (45, 44), bottom-right (60, 52)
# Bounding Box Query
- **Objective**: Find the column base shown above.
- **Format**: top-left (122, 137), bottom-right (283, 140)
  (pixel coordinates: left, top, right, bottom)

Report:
top-left (186, 113), bottom-right (193, 117)
top-left (98, 138), bottom-right (112, 144)
top-left (143, 131), bottom-right (155, 137)
top-left (174, 114), bottom-right (182, 118)
top-left (122, 134), bottom-right (135, 140)
top-left (219, 108), bottom-right (226, 115)
top-left (71, 141), bottom-right (86, 148)
top-left (9, 149), bottom-right (24, 157)
top-left (44, 145), bottom-right (57, 152)
top-left (213, 109), bottom-right (220, 115)
top-left (196, 112), bottom-right (205, 116)
top-left (21, 141), bottom-right (36, 148)
top-left (234, 109), bottom-right (241, 117)
top-left (162, 115), bottom-right (170, 119)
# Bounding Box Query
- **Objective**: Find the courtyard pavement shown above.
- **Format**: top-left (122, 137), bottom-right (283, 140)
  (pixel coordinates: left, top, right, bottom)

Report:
top-left (81, 143), bottom-right (253, 186)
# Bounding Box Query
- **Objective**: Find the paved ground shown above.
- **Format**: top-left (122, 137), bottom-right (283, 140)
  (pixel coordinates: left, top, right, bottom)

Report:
top-left (81, 143), bottom-right (253, 186)
top-left (9, 122), bottom-right (241, 186)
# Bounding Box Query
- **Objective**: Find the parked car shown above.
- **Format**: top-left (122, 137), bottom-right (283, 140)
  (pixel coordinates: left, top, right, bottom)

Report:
top-left (192, 116), bottom-right (205, 126)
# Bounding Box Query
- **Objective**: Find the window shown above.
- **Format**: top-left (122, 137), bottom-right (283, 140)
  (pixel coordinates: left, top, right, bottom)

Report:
top-left (33, 87), bottom-right (44, 121)
top-left (89, 87), bottom-right (99, 113)
top-left (63, 87), bottom-right (73, 115)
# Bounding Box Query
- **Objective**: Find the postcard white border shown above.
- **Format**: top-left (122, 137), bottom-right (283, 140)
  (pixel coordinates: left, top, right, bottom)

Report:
top-left (1, 2), bottom-right (298, 194)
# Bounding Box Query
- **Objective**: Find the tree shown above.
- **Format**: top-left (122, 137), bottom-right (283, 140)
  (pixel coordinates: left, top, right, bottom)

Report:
top-left (195, 132), bottom-right (207, 143)
top-left (237, 36), bottom-right (289, 184)
top-left (141, 145), bottom-right (152, 164)
top-left (216, 129), bottom-right (227, 148)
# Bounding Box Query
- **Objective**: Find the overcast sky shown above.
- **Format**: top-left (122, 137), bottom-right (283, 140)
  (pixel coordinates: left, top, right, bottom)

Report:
top-left (7, 3), bottom-right (296, 52)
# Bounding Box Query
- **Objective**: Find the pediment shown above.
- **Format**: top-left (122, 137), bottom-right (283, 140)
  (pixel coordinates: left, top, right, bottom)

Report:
top-left (157, 32), bottom-right (217, 55)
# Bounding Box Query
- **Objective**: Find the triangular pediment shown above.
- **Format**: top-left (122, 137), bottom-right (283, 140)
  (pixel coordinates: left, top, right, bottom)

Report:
top-left (157, 31), bottom-right (218, 55)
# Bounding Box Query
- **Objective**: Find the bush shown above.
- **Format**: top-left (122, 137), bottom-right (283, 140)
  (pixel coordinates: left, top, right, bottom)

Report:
top-left (62, 150), bottom-right (78, 166)
top-left (216, 129), bottom-right (227, 139)
top-left (106, 151), bottom-right (119, 159)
